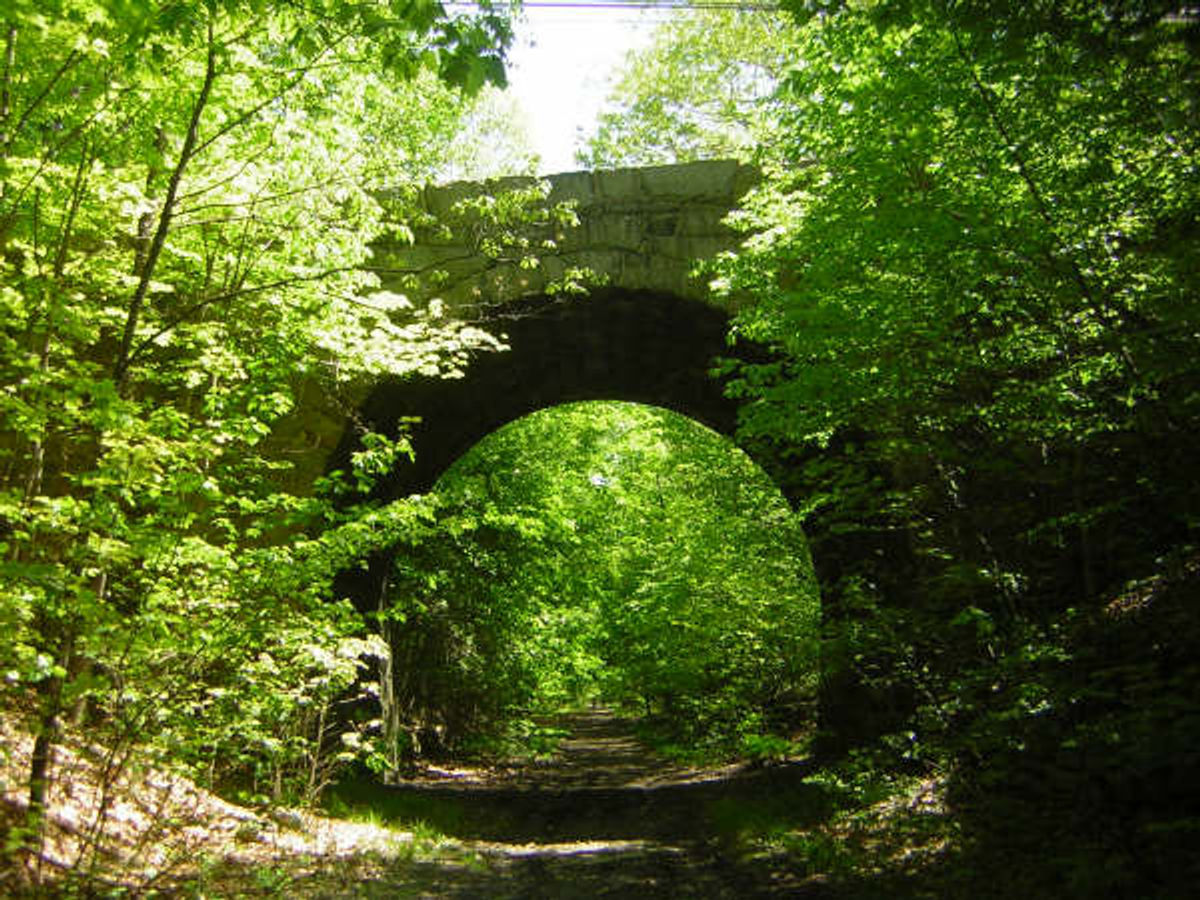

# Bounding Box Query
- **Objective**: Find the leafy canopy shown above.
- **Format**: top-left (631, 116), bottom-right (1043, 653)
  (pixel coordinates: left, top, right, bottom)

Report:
top-left (0, 0), bottom-right (522, 821)
top-left (578, 7), bottom-right (802, 168)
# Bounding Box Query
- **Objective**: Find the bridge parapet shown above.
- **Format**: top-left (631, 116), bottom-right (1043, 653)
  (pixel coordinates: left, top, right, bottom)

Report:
top-left (372, 158), bottom-right (758, 312)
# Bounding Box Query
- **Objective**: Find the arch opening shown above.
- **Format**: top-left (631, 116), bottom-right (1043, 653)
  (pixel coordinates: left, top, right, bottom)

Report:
top-left (377, 400), bottom-right (821, 766)
top-left (337, 287), bottom-right (778, 503)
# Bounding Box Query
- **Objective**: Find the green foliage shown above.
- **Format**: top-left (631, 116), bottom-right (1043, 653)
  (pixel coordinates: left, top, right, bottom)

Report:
top-left (705, 0), bottom-right (1200, 700)
top-left (2, 4), bottom-right (1196, 896)
top-left (381, 176), bottom-right (599, 314)
top-left (579, 8), bottom-right (802, 167)
top-left (718, 3), bottom-right (1199, 450)
top-left (690, 3), bottom-right (1200, 893)
top-left (0, 0), bottom-right (520, 849)
top-left (378, 401), bottom-right (821, 762)
top-left (438, 86), bottom-right (541, 181)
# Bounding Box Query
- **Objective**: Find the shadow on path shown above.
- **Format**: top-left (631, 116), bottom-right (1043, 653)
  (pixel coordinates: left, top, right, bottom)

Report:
top-left (326, 711), bottom-right (831, 897)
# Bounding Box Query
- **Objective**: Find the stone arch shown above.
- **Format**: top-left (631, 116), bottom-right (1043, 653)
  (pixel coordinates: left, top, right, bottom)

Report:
top-left (330, 286), bottom-right (790, 615)
top-left (338, 286), bottom-right (776, 503)
top-left (331, 285), bottom-right (848, 758)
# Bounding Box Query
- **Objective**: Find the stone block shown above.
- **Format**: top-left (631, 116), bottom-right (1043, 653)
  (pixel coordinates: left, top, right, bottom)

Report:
top-left (676, 205), bottom-right (731, 238)
top-left (591, 166), bottom-right (642, 201)
top-left (547, 171), bottom-right (594, 206)
top-left (584, 212), bottom-right (645, 249)
top-left (639, 159), bottom-right (740, 201)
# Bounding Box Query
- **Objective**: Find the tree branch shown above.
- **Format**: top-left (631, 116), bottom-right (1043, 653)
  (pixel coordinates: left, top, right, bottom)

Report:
top-left (124, 267), bottom-right (360, 369)
top-left (189, 36), bottom-right (340, 163)
top-left (10, 49), bottom-right (82, 152)
top-left (114, 18), bottom-right (219, 393)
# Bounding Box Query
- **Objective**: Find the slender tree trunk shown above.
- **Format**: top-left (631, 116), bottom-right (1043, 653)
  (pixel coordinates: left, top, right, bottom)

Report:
top-left (19, 143), bottom-right (90, 511)
top-left (24, 627), bottom-right (74, 874)
top-left (377, 573), bottom-right (403, 784)
top-left (306, 700), bottom-right (330, 802)
top-left (133, 126), bottom-right (166, 278)
top-left (114, 20), bottom-right (217, 394)
top-left (0, 22), bottom-right (16, 203)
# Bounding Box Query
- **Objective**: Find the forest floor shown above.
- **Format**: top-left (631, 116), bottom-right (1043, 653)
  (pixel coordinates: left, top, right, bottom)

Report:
top-left (2, 710), bottom-right (949, 897)
top-left (279, 709), bottom-right (835, 898)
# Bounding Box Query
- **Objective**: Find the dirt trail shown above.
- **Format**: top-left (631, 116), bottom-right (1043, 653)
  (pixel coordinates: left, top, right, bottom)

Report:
top-left (503, 709), bottom-right (717, 789)
top-left (411, 710), bottom-right (748, 792)
top-left (319, 711), bottom-right (822, 898)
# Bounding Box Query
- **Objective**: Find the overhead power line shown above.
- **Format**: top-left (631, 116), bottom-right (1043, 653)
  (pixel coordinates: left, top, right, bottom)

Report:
top-left (447, 1), bottom-right (782, 10)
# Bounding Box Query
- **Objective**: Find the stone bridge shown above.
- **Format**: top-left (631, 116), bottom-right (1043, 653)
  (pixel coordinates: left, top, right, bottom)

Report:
top-left (278, 159), bottom-right (769, 498)
top-left (311, 160), bottom-right (902, 741)
top-left (351, 159), bottom-right (767, 500)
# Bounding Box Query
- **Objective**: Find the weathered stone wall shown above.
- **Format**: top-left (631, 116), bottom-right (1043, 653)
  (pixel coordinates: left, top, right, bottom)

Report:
top-left (371, 158), bottom-right (758, 312)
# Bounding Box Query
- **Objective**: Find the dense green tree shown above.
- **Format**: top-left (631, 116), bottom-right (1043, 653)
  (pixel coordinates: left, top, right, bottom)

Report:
top-left (719, 1), bottom-right (1199, 452)
top-left (578, 8), bottom-right (802, 167)
top-left (0, 0), bottom-right (520, 866)
top-left (703, 3), bottom-right (1200, 892)
top-left (707, 0), bottom-right (1200, 620)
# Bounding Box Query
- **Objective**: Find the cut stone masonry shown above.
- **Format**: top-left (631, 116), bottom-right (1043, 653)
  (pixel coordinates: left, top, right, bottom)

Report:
top-left (371, 158), bottom-right (758, 310)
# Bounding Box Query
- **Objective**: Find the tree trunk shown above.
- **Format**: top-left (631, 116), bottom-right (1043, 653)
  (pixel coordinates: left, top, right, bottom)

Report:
top-left (377, 574), bottom-right (403, 784)
top-left (114, 20), bottom-right (217, 393)
top-left (23, 627), bottom-right (74, 877)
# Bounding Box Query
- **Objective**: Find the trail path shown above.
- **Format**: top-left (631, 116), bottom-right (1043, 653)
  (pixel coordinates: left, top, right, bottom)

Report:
top-left (411, 709), bottom-right (748, 791)
top-left (316, 710), bottom-right (821, 898)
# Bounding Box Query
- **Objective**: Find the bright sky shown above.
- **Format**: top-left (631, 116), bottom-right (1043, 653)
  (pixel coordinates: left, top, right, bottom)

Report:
top-left (503, 2), bottom-right (672, 173)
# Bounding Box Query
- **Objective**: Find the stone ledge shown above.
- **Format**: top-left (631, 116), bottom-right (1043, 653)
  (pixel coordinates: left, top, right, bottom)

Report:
top-left (374, 160), bottom-right (757, 309)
